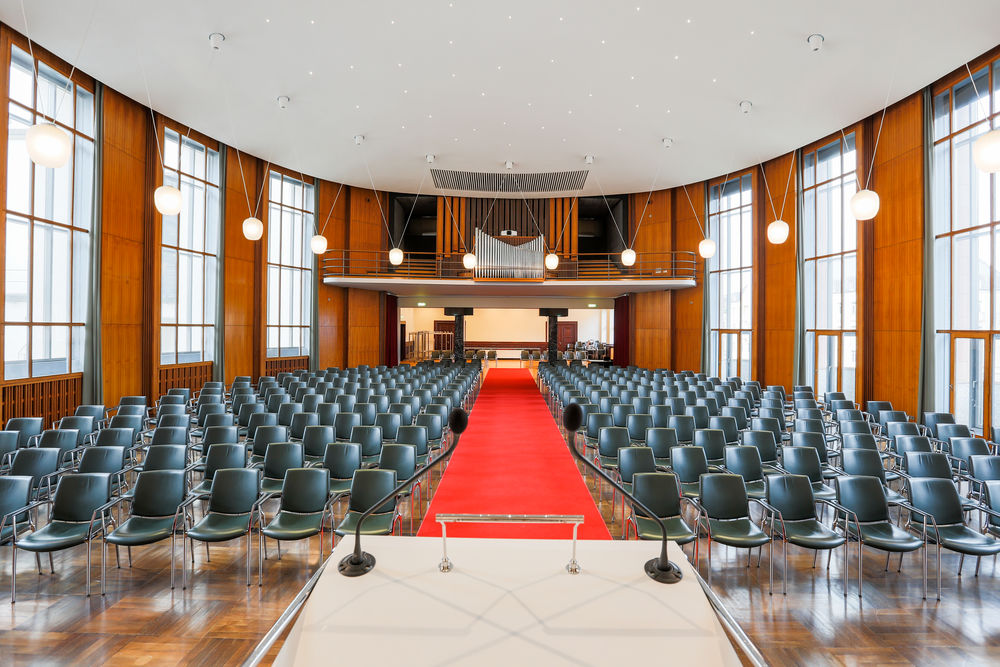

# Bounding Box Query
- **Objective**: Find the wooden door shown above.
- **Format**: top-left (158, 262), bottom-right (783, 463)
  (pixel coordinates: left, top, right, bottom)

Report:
top-left (433, 320), bottom-right (455, 352)
top-left (557, 321), bottom-right (578, 351)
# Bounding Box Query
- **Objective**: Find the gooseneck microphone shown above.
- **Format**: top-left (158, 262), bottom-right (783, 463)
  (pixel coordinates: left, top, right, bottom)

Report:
top-left (562, 402), bottom-right (682, 584)
top-left (339, 407), bottom-right (469, 577)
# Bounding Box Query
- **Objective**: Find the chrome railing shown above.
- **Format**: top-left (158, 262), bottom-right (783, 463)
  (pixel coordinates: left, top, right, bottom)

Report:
top-left (320, 249), bottom-right (698, 282)
top-left (435, 514), bottom-right (585, 574)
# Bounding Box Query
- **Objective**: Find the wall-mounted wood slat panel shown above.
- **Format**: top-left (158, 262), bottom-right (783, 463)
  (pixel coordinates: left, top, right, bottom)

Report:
top-left (632, 190), bottom-right (673, 370)
top-left (346, 289), bottom-right (382, 367)
top-left (348, 186), bottom-right (385, 275)
top-left (317, 179), bottom-right (348, 370)
top-left (223, 149), bottom-right (262, 382)
top-left (0, 375), bottom-right (83, 428)
top-left (158, 362), bottom-right (213, 396)
top-left (760, 152), bottom-right (797, 391)
top-left (671, 184), bottom-right (705, 373)
top-left (265, 357), bottom-right (310, 376)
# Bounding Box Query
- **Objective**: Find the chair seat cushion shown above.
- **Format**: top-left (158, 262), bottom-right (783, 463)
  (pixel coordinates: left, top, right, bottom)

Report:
top-left (334, 511), bottom-right (394, 536)
top-left (707, 518), bottom-right (770, 548)
top-left (679, 481), bottom-right (700, 498)
top-left (187, 513), bottom-right (251, 542)
top-left (598, 456), bottom-right (618, 470)
top-left (260, 478), bottom-right (285, 495)
top-left (16, 521), bottom-right (92, 552)
top-left (262, 511), bottom-right (323, 541)
top-left (744, 480), bottom-right (766, 499)
top-left (851, 522), bottom-right (923, 552)
top-left (636, 516), bottom-right (696, 544)
top-left (932, 525), bottom-right (1000, 556)
top-left (330, 479), bottom-right (352, 495)
top-left (107, 516), bottom-right (177, 546)
top-left (781, 519), bottom-right (846, 550)
top-left (811, 483), bottom-right (837, 502)
top-left (189, 480), bottom-right (213, 497)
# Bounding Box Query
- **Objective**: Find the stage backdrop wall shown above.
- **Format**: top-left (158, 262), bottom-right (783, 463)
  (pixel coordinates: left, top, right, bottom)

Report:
top-left (399, 308), bottom-right (613, 345)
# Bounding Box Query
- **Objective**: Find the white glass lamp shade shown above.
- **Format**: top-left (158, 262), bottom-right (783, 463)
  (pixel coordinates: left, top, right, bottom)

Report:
top-left (621, 248), bottom-right (636, 267)
top-left (698, 237), bottom-right (716, 259)
top-left (544, 253), bottom-right (559, 270)
top-left (388, 247), bottom-right (404, 265)
top-left (154, 185), bottom-right (183, 216)
top-left (26, 121), bottom-right (71, 169)
top-left (766, 219), bottom-right (790, 244)
top-left (310, 234), bottom-right (328, 255)
top-left (850, 189), bottom-right (880, 221)
top-left (462, 252), bottom-right (477, 270)
top-left (242, 216), bottom-right (264, 241)
top-left (973, 128), bottom-right (1000, 173)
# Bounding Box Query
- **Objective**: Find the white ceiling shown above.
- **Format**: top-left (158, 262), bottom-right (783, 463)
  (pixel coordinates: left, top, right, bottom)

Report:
top-left (3, 0), bottom-right (999, 197)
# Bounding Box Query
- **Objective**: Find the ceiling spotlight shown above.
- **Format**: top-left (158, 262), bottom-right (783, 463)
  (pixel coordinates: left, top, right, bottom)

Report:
top-left (662, 137), bottom-right (674, 149)
top-left (425, 154), bottom-right (435, 164)
top-left (277, 95), bottom-right (290, 110)
top-left (807, 33), bottom-right (825, 52)
top-left (504, 160), bottom-right (514, 170)
top-left (354, 134), bottom-right (365, 146)
top-left (417, 301), bottom-right (427, 307)
top-left (208, 32), bottom-right (225, 51)
top-left (584, 155), bottom-right (595, 165)
top-left (739, 100), bottom-right (753, 114)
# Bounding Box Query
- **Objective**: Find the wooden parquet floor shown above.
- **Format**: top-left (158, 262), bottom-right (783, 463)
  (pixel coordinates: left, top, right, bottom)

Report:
top-left (3, 369), bottom-right (1000, 665)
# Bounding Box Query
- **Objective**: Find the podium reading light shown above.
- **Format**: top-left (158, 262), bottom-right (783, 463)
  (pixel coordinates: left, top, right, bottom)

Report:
top-left (339, 407), bottom-right (469, 576)
top-left (562, 402), bottom-right (682, 584)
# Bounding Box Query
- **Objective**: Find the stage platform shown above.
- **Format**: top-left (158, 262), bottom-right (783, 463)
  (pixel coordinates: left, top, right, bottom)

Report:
top-left (274, 536), bottom-right (742, 666)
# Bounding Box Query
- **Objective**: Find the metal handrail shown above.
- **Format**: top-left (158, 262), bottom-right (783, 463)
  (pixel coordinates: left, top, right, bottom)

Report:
top-left (320, 249), bottom-right (698, 282)
top-left (435, 513), bottom-right (586, 574)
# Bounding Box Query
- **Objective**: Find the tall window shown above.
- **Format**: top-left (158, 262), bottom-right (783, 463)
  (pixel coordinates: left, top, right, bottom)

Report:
top-left (932, 59), bottom-right (1000, 434)
top-left (159, 128), bottom-right (221, 365)
top-left (708, 173), bottom-right (753, 379)
top-left (801, 134), bottom-right (858, 400)
top-left (3, 45), bottom-right (94, 379)
top-left (266, 171), bottom-right (314, 358)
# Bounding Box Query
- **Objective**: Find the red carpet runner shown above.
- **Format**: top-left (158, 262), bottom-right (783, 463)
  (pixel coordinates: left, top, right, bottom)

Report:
top-left (417, 368), bottom-right (611, 540)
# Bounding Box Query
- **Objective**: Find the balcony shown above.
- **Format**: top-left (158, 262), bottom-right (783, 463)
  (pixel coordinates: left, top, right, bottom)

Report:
top-left (320, 249), bottom-right (698, 297)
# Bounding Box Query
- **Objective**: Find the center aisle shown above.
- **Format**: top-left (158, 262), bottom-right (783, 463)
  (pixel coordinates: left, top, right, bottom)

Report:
top-left (417, 368), bottom-right (611, 540)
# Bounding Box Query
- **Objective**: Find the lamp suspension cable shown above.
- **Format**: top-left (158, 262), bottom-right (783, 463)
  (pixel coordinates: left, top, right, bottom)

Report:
top-left (962, 62), bottom-right (1000, 173)
top-left (441, 194), bottom-right (468, 251)
top-left (759, 155), bottom-right (795, 244)
top-left (359, 151), bottom-right (394, 244)
top-left (396, 170), bottom-right (428, 246)
top-left (318, 182), bottom-right (345, 238)
top-left (628, 158), bottom-right (665, 249)
top-left (552, 193), bottom-right (579, 253)
top-left (592, 171), bottom-right (630, 248)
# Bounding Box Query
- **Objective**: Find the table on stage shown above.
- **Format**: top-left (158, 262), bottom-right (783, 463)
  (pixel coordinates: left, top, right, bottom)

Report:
top-left (275, 536), bottom-right (742, 666)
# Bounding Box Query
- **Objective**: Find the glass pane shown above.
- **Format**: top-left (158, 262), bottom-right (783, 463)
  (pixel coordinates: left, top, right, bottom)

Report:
top-left (805, 331), bottom-right (815, 390)
top-left (71, 325), bottom-right (84, 373)
top-left (7, 104), bottom-right (31, 214)
top-left (179, 175), bottom-right (204, 252)
top-left (931, 140), bottom-right (950, 235)
top-left (207, 149), bottom-right (220, 185)
top-left (804, 260), bottom-right (816, 330)
top-left (267, 265), bottom-right (280, 326)
top-left (72, 230), bottom-right (89, 323)
top-left (842, 333), bottom-right (857, 401)
top-left (709, 272), bottom-right (719, 329)
top-left (934, 238), bottom-right (951, 330)
top-left (933, 91), bottom-right (950, 140)
top-left (802, 151), bottom-right (815, 189)
top-left (739, 331), bottom-right (751, 380)
top-left (205, 185), bottom-right (220, 256)
top-left (32, 222), bottom-right (71, 322)
top-left (164, 129), bottom-right (179, 171)
top-left (205, 256), bottom-right (217, 326)
top-left (32, 325), bottom-right (69, 376)
top-left (161, 248), bottom-right (177, 324)
top-left (817, 334), bottom-right (838, 395)
top-left (740, 268), bottom-right (752, 330)
top-left (843, 133), bottom-right (857, 175)
top-left (5, 215), bottom-right (30, 321)
top-left (953, 67), bottom-right (988, 130)
top-left (935, 334), bottom-right (950, 412)
top-left (180, 136), bottom-right (206, 180)
top-left (33, 154), bottom-right (73, 225)
top-left (160, 326), bottom-right (175, 365)
top-left (205, 326), bottom-right (215, 363)
top-left (161, 170), bottom-right (179, 246)
top-left (952, 228), bottom-right (991, 330)
top-left (4, 325), bottom-right (28, 379)
top-left (36, 61), bottom-right (73, 127)
top-left (952, 125), bottom-right (992, 231)
top-left (802, 188), bottom-right (815, 259)
top-left (268, 202), bottom-right (281, 263)
top-left (75, 87), bottom-right (94, 137)
top-left (843, 253), bottom-right (857, 330)
top-left (266, 326), bottom-right (279, 358)
top-left (73, 136), bottom-right (94, 230)
top-left (817, 140), bottom-right (840, 182)
top-left (993, 335), bottom-right (1000, 436)
top-left (9, 46), bottom-right (34, 107)
top-left (953, 337), bottom-right (985, 434)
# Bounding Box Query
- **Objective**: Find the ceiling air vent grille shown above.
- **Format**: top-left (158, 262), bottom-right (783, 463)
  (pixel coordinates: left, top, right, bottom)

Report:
top-left (430, 169), bottom-right (588, 193)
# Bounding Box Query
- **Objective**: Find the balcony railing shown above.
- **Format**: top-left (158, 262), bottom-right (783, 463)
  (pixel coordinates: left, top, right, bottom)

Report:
top-left (320, 250), bottom-right (698, 282)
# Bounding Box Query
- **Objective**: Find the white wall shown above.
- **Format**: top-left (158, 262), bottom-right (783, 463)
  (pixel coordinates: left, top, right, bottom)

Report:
top-left (400, 307), bottom-right (613, 343)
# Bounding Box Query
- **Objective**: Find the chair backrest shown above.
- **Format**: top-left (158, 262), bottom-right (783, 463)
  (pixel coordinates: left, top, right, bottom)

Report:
top-left (196, 403), bottom-right (226, 426)
top-left (950, 437), bottom-right (991, 463)
top-left (842, 432), bottom-right (879, 451)
top-left (281, 468), bottom-right (330, 514)
top-left (75, 404), bottom-right (105, 420)
top-left (985, 481), bottom-right (1000, 530)
top-left (348, 468), bottom-right (397, 513)
top-left (289, 411), bottom-right (320, 439)
top-left (9, 448), bottom-right (60, 489)
top-left (246, 411), bottom-right (277, 439)
top-left (301, 425), bottom-right (335, 459)
top-left (415, 413), bottom-right (443, 441)
top-left (645, 427), bottom-right (677, 460)
top-left (780, 446), bottom-right (823, 483)
top-left (668, 415), bottom-right (695, 443)
top-left (132, 470), bottom-right (186, 518)
top-left (693, 429), bottom-right (726, 462)
top-left (836, 475), bottom-right (890, 523)
top-left (922, 412), bottom-right (955, 439)
top-left (765, 474), bottom-right (817, 522)
top-left (78, 446), bottom-right (126, 474)
top-left (969, 455), bottom-right (1000, 481)
top-left (395, 425), bottom-right (428, 457)
top-left (208, 468), bottom-right (259, 515)
top-left (143, 445), bottom-right (187, 471)
top-left (835, 408), bottom-right (865, 423)
top-left (724, 445), bottom-right (764, 483)
top-left (39, 429), bottom-right (81, 457)
top-left (95, 427), bottom-right (134, 448)
top-left (895, 435), bottom-right (933, 462)
top-left (202, 425), bottom-right (239, 446)
top-left (375, 413), bottom-right (401, 440)
top-left (203, 412), bottom-right (235, 429)
top-left (323, 442), bottom-right (362, 480)
top-left (351, 425), bottom-right (383, 458)
top-left (0, 475), bottom-right (33, 524)
top-left (51, 473), bottom-right (111, 522)
top-left (618, 447), bottom-right (656, 484)
top-left (740, 429), bottom-right (778, 464)
top-left (699, 473), bottom-right (750, 520)
top-left (886, 421), bottom-right (920, 443)
top-left (937, 423), bottom-right (973, 443)
top-left (251, 425), bottom-right (289, 457)
top-left (840, 448), bottom-right (887, 484)
top-left (353, 403), bottom-right (377, 426)
top-left (709, 416), bottom-right (739, 444)
top-left (632, 472), bottom-right (682, 519)
top-left (597, 426), bottom-right (630, 459)
top-left (721, 406), bottom-right (748, 430)
top-left (379, 443), bottom-right (417, 479)
top-left (626, 413), bottom-right (653, 441)
top-left (903, 451), bottom-right (952, 479)
top-left (58, 417), bottom-right (94, 444)
top-left (908, 477), bottom-right (965, 527)
top-left (263, 442), bottom-right (305, 480)
top-left (670, 446), bottom-right (708, 483)
top-left (5, 417), bottom-right (43, 447)
top-left (877, 410), bottom-right (908, 428)
top-left (335, 412), bottom-right (362, 440)
top-left (866, 400), bottom-right (893, 416)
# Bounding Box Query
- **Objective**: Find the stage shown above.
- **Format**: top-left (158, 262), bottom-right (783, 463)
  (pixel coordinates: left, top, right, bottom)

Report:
top-left (273, 536), bottom-right (743, 666)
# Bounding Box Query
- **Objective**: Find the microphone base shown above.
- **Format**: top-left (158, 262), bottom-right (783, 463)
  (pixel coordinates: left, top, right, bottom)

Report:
top-left (338, 552), bottom-right (376, 577)
top-left (644, 558), bottom-right (683, 584)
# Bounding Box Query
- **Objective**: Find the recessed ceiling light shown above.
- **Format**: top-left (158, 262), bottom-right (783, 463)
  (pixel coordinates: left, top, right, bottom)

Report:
top-left (667, 108), bottom-right (671, 113)
top-left (401, 125), bottom-right (406, 129)
top-left (507, 142), bottom-right (512, 147)
top-left (634, 104), bottom-right (639, 109)
top-left (550, 58), bottom-right (555, 63)
top-left (403, 89), bottom-right (408, 94)
top-left (528, 102), bottom-right (533, 107)
top-left (308, 71), bottom-right (313, 76)
top-left (449, 40), bottom-right (454, 45)
top-left (588, 92), bottom-right (593, 97)
top-left (451, 73), bottom-right (456, 78)
top-left (588, 303), bottom-right (597, 308)
top-left (503, 121), bottom-right (507, 125)
top-left (541, 125), bottom-right (545, 130)
top-left (355, 104), bottom-right (360, 109)
top-left (630, 75), bottom-right (635, 80)
top-left (481, 91), bottom-right (486, 96)
top-left (417, 301), bottom-right (427, 307)
top-left (472, 127), bottom-right (477, 132)
top-left (686, 18), bottom-right (692, 23)
top-left (750, 30), bottom-right (755, 36)
top-left (674, 55), bottom-right (679, 60)
top-left (397, 63), bottom-right (403, 68)
top-left (559, 16), bottom-right (564, 21)
top-left (507, 14), bottom-right (512, 19)
top-left (310, 19), bottom-right (315, 24)
top-left (567, 110), bottom-right (572, 114)
top-left (601, 39), bottom-right (606, 44)
top-left (453, 137), bottom-right (459, 142)
top-left (617, 127), bottom-right (623, 132)
top-left (265, 18), bottom-right (270, 23)
top-left (712, 78), bottom-right (717, 83)
top-left (390, 19), bottom-right (395, 24)
top-left (497, 65), bottom-right (502, 70)
top-left (349, 64), bottom-right (355, 70)
top-left (562, 138), bottom-right (567, 142)
top-left (428, 114), bottom-right (433, 118)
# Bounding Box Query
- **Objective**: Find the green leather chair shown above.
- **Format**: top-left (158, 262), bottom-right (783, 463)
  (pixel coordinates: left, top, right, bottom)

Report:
top-left (584, 413), bottom-right (614, 451)
top-left (904, 452), bottom-right (979, 513)
top-left (248, 425), bottom-right (288, 466)
top-left (104, 470), bottom-right (186, 590)
top-left (258, 442), bottom-right (305, 495)
top-left (300, 425), bottom-right (335, 464)
top-left (12, 472), bottom-right (113, 601)
top-left (740, 429), bottom-right (781, 473)
top-left (415, 413), bottom-right (443, 451)
top-left (695, 472), bottom-right (771, 585)
top-left (790, 430), bottom-right (840, 479)
top-left (375, 413), bottom-right (401, 443)
top-left (645, 428), bottom-right (677, 468)
top-left (834, 475), bottom-right (924, 598)
top-left (9, 448), bottom-right (61, 500)
top-left (334, 469), bottom-right (399, 537)
top-left (779, 446), bottom-right (835, 502)
top-left (396, 426), bottom-right (429, 467)
top-left (617, 447), bottom-right (658, 536)
top-left (628, 472), bottom-right (696, 551)
top-left (78, 446), bottom-right (129, 496)
top-left (189, 444), bottom-right (245, 498)
top-left (906, 477), bottom-right (1000, 599)
top-left (36, 429), bottom-right (81, 468)
top-left (320, 442), bottom-right (362, 498)
top-left (378, 444), bottom-right (419, 532)
top-left (334, 413), bottom-right (362, 442)
top-left (841, 449), bottom-right (906, 506)
top-left (694, 429), bottom-right (727, 466)
top-left (669, 445), bottom-right (713, 499)
top-left (258, 467), bottom-right (332, 585)
top-left (351, 425), bottom-right (383, 466)
top-left (0, 476), bottom-right (35, 577)
top-left (723, 446), bottom-right (766, 500)
top-left (183, 467), bottom-right (260, 588)
top-left (764, 473), bottom-right (847, 595)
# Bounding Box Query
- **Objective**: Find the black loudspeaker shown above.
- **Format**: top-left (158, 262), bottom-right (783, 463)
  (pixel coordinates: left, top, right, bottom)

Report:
top-left (444, 308), bottom-right (474, 316)
top-left (538, 308), bottom-right (568, 317)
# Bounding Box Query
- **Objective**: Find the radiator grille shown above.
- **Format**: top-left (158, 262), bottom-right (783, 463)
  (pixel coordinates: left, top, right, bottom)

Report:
top-left (430, 169), bottom-right (588, 193)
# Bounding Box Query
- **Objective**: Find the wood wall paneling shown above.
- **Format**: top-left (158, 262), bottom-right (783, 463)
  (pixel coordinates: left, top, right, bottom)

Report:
top-left (317, 179), bottom-right (348, 370)
top-left (346, 288), bottom-right (382, 367)
top-left (671, 184), bottom-right (706, 373)
top-left (0, 375), bottom-right (83, 429)
top-left (158, 362), bottom-right (212, 397)
top-left (760, 153), bottom-right (797, 391)
top-left (631, 190), bottom-right (673, 369)
top-left (223, 148), bottom-right (261, 383)
top-left (347, 186), bottom-right (386, 275)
